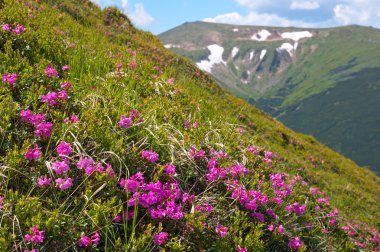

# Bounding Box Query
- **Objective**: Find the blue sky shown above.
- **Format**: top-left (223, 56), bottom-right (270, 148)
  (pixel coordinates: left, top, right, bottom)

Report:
top-left (92, 0), bottom-right (380, 34)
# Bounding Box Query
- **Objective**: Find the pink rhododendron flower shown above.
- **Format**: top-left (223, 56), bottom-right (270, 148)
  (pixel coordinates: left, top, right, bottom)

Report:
top-left (168, 78), bottom-right (175, 84)
top-left (44, 65), bottom-right (59, 78)
top-left (24, 225), bottom-right (44, 244)
top-left (141, 150), bottom-right (159, 163)
top-left (129, 109), bottom-right (139, 119)
top-left (91, 232), bottom-right (100, 246)
top-left (24, 249), bottom-right (38, 252)
top-left (119, 115), bottom-right (133, 128)
top-left (189, 146), bottom-right (206, 159)
top-left (252, 212), bottom-right (265, 223)
top-left (182, 193), bottom-right (196, 203)
top-left (264, 151), bottom-right (273, 159)
top-left (248, 145), bottom-right (260, 155)
top-left (64, 114), bottom-right (79, 124)
top-left (237, 245), bottom-right (247, 252)
top-left (128, 61), bottom-right (137, 69)
top-left (34, 122), bottom-right (53, 139)
top-left (153, 232), bottom-right (168, 245)
top-left (60, 81), bottom-right (72, 90)
top-left (13, 24), bottom-right (26, 35)
top-left (164, 163), bottom-right (176, 175)
top-left (62, 64), bottom-right (69, 71)
top-left (216, 224), bottom-right (228, 238)
top-left (38, 176), bottom-right (52, 187)
top-left (57, 141), bottom-right (72, 157)
top-left (0, 196), bottom-right (3, 209)
top-left (55, 177), bottom-right (73, 190)
top-left (20, 110), bottom-right (46, 125)
top-left (24, 144), bottom-right (41, 161)
top-left (2, 24), bottom-right (11, 32)
top-left (77, 157), bottom-right (94, 170)
top-left (41, 92), bottom-right (58, 106)
top-left (79, 234), bottom-right (91, 247)
top-left (2, 72), bottom-right (17, 86)
top-left (277, 225), bottom-right (285, 235)
top-left (268, 225), bottom-right (275, 232)
top-left (288, 237), bottom-right (303, 250)
top-left (58, 90), bottom-right (68, 100)
top-left (52, 160), bottom-right (70, 174)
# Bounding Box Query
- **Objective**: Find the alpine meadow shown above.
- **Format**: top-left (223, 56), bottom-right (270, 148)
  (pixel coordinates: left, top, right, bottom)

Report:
top-left (0, 0), bottom-right (379, 251)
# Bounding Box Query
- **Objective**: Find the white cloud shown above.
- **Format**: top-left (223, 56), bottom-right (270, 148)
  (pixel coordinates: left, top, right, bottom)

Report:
top-left (203, 11), bottom-right (314, 27)
top-left (129, 3), bottom-right (154, 26)
top-left (234, 0), bottom-right (276, 9)
top-left (333, 1), bottom-right (380, 27)
top-left (121, 0), bottom-right (128, 11)
top-left (290, 1), bottom-right (320, 10)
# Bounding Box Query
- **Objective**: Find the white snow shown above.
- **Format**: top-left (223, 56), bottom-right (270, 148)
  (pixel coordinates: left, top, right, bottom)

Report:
top-left (251, 30), bottom-right (271, 41)
top-left (259, 49), bottom-right (267, 60)
top-left (164, 44), bottom-right (181, 49)
top-left (277, 43), bottom-right (294, 56)
top-left (281, 31), bottom-right (312, 41)
top-left (249, 51), bottom-right (255, 60)
top-left (233, 28), bottom-right (239, 32)
top-left (231, 47), bottom-right (239, 58)
top-left (294, 42), bottom-right (299, 50)
top-left (196, 44), bottom-right (226, 73)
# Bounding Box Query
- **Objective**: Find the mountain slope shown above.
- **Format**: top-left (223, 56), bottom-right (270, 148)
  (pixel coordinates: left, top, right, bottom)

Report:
top-left (0, 1), bottom-right (379, 251)
top-left (159, 21), bottom-right (380, 174)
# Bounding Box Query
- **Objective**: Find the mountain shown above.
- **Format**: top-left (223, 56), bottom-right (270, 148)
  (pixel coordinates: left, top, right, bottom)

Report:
top-left (0, 1), bottom-right (379, 251)
top-left (159, 21), bottom-right (380, 174)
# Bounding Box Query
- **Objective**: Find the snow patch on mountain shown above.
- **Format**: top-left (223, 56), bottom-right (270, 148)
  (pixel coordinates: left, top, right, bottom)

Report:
top-left (260, 49), bottom-right (267, 60)
top-left (196, 44), bottom-right (226, 73)
top-left (251, 30), bottom-right (271, 41)
top-left (231, 47), bottom-right (239, 58)
top-left (281, 31), bottom-right (312, 41)
top-left (164, 44), bottom-right (181, 49)
top-left (277, 43), bottom-right (294, 56)
top-left (249, 51), bottom-right (255, 60)
top-left (233, 28), bottom-right (239, 32)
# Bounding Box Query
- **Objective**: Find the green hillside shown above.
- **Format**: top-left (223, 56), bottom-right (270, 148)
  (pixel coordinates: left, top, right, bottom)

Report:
top-left (0, 1), bottom-right (379, 251)
top-left (159, 22), bottom-right (380, 174)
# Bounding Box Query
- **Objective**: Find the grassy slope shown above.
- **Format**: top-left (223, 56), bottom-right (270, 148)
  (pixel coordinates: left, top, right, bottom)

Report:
top-left (0, 0), bottom-right (379, 250)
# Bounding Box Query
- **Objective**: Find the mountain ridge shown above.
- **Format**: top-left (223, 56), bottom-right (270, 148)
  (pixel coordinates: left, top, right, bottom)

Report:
top-left (159, 21), bottom-right (380, 173)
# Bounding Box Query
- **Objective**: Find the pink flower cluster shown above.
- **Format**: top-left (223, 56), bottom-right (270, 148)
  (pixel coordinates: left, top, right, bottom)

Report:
top-left (141, 150), bottom-right (159, 163)
top-left (38, 176), bottom-right (52, 187)
top-left (77, 157), bottom-right (114, 176)
top-left (64, 114), bottom-right (79, 124)
top-left (2, 72), bottom-right (17, 86)
top-left (189, 146), bottom-right (206, 160)
top-left (44, 65), bottom-right (59, 78)
top-left (79, 232), bottom-right (100, 247)
top-left (57, 141), bottom-right (72, 157)
top-left (20, 109), bottom-right (53, 139)
top-left (2, 24), bottom-right (26, 35)
top-left (24, 144), bottom-right (41, 161)
top-left (288, 237), bottom-right (303, 250)
top-left (118, 109), bottom-right (142, 128)
top-left (119, 172), bottom-right (185, 220)
top-left (285, 202), bottom-right (306, 216)
top-left (153, 232), bottom-right (168, 245)
top-left (216, 224), bottom-right (228, 238)
top-left (24, 225), bottom-right (44, 244)
top-left (164, 163), bottom-right (176, 175)
top-left (41, 90), bottom-right (68, 106)
top-left (0, 196), bottom-right (3, 209)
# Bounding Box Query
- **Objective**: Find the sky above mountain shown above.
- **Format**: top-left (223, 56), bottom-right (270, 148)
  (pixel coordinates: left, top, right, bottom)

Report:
top-left (92, 0), bottom-right (380, 34)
